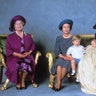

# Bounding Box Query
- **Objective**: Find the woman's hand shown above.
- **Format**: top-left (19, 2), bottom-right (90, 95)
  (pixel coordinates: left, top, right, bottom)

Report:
top-left (13, 52), bottom-right (27, 58)
top-left (18, 53), bottom-right (27, 58)
top-left (23, 52), bottom-right (30, 57)
top-left (59, 54), bottom-right (64, 59)
top-left (13, 50), bottom-right (33, 58)
top-left (59, 54), bottom-right (73, 61)
top-left (23, 50), bottom-right (33, 57)
top-left (63, 56), bottom-right (73, 61)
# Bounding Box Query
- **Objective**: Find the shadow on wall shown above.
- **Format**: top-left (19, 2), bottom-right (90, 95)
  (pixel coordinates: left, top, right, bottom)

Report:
top-left (35, 42), bottom-right (49, 84)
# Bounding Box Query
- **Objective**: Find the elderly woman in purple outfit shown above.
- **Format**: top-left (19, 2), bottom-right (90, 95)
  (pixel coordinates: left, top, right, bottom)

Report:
top-left (5, 15), bottom-right (36, 89)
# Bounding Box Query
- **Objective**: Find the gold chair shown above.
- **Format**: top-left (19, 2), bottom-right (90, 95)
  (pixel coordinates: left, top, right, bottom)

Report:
top-left (46, 35), bottom-right (94, 88)
top-left (46, 51), bottom-right (56, 88)
top-left (0, 48), bottom-right (6, 84)
top-left (1, 51), bottom-right (41, 90)
top-left (46, 51), bottom-right (75, 88)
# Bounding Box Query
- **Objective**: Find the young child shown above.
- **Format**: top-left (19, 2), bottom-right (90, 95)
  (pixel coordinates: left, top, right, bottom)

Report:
top-left (66, 35), bottom-right (85, 77)
top-left (91, 39), bottom-right (96, 48)
top-left (84, 39), bottom-right (96, 56)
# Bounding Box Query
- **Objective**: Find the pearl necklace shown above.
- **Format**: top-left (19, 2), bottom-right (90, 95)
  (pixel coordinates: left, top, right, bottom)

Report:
top-left (16, 31), bottom-right (23, 38)
top-left (63, 34), bottom-right (72, 38)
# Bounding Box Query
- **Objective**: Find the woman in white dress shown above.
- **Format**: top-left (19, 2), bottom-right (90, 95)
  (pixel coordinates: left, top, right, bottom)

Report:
top-left (78, 39), bottom-right (96, 95)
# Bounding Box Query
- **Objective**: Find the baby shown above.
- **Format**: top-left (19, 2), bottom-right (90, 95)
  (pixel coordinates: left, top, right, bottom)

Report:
top-left (91, 39), bottom-right (96, 48)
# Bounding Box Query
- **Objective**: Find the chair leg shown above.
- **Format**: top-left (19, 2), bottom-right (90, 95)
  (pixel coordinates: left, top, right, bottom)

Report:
top-left (0, 65), bottom-right (3, 83)
top-left (48, 74), bottom-right (55, 88)
top-left (1, 79), bottom-right (9, 90)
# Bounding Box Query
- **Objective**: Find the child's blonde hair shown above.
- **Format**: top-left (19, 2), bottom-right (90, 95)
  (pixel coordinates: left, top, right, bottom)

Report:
top-left (72, 35), bottom-right (81, 42)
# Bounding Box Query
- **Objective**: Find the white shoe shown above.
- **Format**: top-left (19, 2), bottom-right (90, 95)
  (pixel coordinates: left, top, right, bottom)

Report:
top-left (76, 79), bottom-right (79, 82)
top-left (71, 72), bottom-right (75, 76)
top-left (76, 76), bottom-right (79, 83)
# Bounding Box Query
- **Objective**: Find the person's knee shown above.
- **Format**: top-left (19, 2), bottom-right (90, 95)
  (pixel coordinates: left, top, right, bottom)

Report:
top-left (57, 65), bottom-right (62, 69)
top-left (71, 59), bottom-right (76, 64)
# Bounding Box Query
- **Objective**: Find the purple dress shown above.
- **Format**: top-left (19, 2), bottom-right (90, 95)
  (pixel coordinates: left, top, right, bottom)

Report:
top-left (5, 32), bottom-right (35, 83)
top-left (16, 36), bottom-right (32, 73)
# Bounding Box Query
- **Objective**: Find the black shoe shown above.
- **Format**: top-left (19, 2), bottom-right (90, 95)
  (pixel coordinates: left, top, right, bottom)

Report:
top-left (52, 86), bottom-right (60, 91)
top-left (21, 85), bottom-right (27, 89)
top-left (16, 86), bottom-right (21, 90)
top-left (52, 86), bottom-right (64, 92)
top-left (21, 86), bottom-right (27, 89)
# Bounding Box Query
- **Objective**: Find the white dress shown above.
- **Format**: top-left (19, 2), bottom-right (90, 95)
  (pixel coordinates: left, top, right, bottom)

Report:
top-left (78, 45), bottom-right (96, 95)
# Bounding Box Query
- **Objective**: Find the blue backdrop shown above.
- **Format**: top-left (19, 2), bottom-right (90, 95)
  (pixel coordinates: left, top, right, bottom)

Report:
top-left (0, 0), bottom-right (96, 51)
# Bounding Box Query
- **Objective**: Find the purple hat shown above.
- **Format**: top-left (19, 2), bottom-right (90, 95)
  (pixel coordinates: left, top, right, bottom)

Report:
top-left (59, 19), bottom-right (73, 31)
top-left (9, 15), bottom-right (26, 32)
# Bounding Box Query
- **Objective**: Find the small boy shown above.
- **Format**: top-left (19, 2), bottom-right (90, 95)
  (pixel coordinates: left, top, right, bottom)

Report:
top-left (66, 35), bottom-right (85, 81)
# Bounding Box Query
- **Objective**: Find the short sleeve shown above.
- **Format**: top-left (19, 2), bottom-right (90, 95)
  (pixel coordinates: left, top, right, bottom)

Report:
top-left (66, 47), bottom-right (72, 55)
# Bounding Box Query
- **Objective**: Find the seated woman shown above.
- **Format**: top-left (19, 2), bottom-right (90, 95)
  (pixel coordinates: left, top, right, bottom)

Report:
top-left (5, 15), bottom-right (37, 89)
top-left (78, 39), bottom-right (96, 95)
top-left (51, 19), bottom-right (73, 91)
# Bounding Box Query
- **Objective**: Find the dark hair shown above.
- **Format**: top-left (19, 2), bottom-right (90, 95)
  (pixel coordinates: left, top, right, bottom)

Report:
top-left (9, 15), bottom-right (26, 32)
top-left (59, 19), bottom-right (73, 31)
top-left (93, 24), bottom-right (96, 29)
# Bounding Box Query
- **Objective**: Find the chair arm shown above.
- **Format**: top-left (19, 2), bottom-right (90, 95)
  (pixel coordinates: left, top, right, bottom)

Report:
top-left (46, 51), bottom-right (55, 74)
top-left (35, 51), bottom-right (41, 65)
top-left (0, 48), bottom-right (6, 68)
top-left (46, 51), bottom-right (56, 88)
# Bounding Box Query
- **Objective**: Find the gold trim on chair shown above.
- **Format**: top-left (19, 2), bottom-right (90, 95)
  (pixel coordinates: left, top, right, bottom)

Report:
top-left (1, 79), bottom-right (9, 90)
top-left (46, 51), bottom-right (56, 88)
top-left (0, 48), bottom-right (6, 68)
top-left (35, 51), bottom-right (41, 65)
